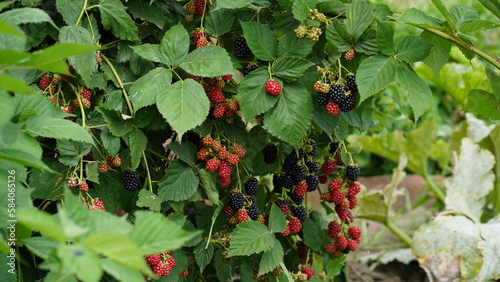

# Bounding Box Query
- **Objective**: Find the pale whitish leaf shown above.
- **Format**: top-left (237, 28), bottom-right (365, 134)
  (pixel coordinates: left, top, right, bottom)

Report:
top-left (101, 259), bottom-right (145, 282)
top-left (57, 244), bottom-right (102, 282)
top-left (0, 7), bottom-right (56, 28)
top-left (325, 19), bottom-right (352, 52)
top-left (127, 0), bottom-right (165, 29)
top-left (258, 239), bottom-right (283, 276)
top-left (194, 241), bottom-right (214, 273)
top-left (180, 45), bottom-right (233, 77)
top-left (421, 31), bottom-right (451, 75)
top-left (396, 70), bottom-right (432, 121)
top-left (25, 115), bottom-right (93, 144)
top-left (0, 74), bottom-right (32, 94)
top-left (356, 54), bottom-right (398, 102)
top-left (211, 0), bottom-right (251, 11)
top-left (59, 26), bottom-right (97, 86)
top-left (445, 138), bottom-right (495, 221)
top-left (128, 211), bottom-right (199, 255)
top-left (130, 44), bottom-right (167, 64)
top-left (95, 107), bottom-right (134, 137)
top-left (413, 215), bottom-right (482, 280)
top-left (263, 84), bottom-right (312, 146)
top-left (237, 68), bottom-right (279, 120)
top-left (240, 21), bottom-right (277, 61)
top-left (56, 139), bottom-right (91, 166)
top-left (464, 113), bottom-right (495, 143)
top-left (156, 79), bottom-right (209, 137)
top-left (397, 8), bottom-right (443, 29)
top-left (205, 9), bottom-right (235, 36)
top-left (198, 169), bottom-right (219, 204)
top-left (345, 2), bottom-right (375, 41)
top-left (99, 0), bottom-right (138, 41)
top-left (477, 222), bottom-right (500, 280)
top-left (228, 221), bottom-right (274, 256)
top-left (157, 159), bottom-right (199, 202)
top-left (268, 203), bottom-right (287, 233)
top-left (277, 30), bottom-right (315, 58)
top-left (56, 0), bottom-right (83, 25)
top-left (160, 23), bottom-right (190, 67)
top-left (292, 0), bottom-right (309, 21)
top-left (129, 68), bottom-right (171, 110)
top-left (126, 128), bottom-right (147, 170)
top-left (271, 56), bottom-right (314, 82)
top-left (377, 21), bottom-right (395, 56)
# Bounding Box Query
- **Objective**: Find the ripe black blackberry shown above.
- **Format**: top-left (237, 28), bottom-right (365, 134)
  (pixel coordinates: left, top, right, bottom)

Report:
top-left (291, 206), bottom-right (307, 222)
top-left (346, 74), bottom-right (358, 93)
top-left (317, 92), bottom-right (330, 105)
top-left (123, 170), bottom-right (140, 191)
top-left (290, 165), bottom-right (307, 184)
top-left (247, 203), bottom-right (260, 220)
top-left (262, 144), bottom-right (278, 164)
top-left (244, 177), bottom-right (258, 195)
top-left (346, 164), bottom-right (360, 181)
top-left (329, 142), bottom-right (340, 154)
top-left (235, 37), bottom-right (251, 58)
top-left (341, 249), bottom-right (351, 254)
top-left (245, 64), bottom-right (259, 75)
top-left (298, 148), bottom-right (306, 160)
top-left (290, 193), bottom-right (304, 205)
top-left (340, 92), bottom-right (357, 112)
top-left (306, 174), bottom-right (319, 191)
top-left (329, 84), bottom-right (346, 105)
top-left (273, 174), bottom-right (283, 193)
top-left (282, 174), bottom-right (294, 190)
top-left (229, 192), bottom-right (245, 210)
top-left (306, 161), bottom-right (319, 174)
top-left (306, 141), bottom-right (317, 157)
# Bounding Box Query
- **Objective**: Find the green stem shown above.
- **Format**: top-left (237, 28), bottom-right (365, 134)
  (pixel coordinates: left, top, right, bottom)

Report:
top-left (142, 151), bottom-right (153, 193)
top-left (146, 148), bottom-right (170, 162)
top-left (386, 220), bottom-right (413, 247)
top-left (423, 173), bottom-right (446, 204)
top-left (102, 55), bottom-right (135, 117)
top-left (75, 0), bottom-right (89, 26)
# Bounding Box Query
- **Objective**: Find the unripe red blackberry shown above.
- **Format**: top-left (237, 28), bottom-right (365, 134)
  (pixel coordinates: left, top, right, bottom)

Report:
top-left (38, 76), bottom-right (52, 90)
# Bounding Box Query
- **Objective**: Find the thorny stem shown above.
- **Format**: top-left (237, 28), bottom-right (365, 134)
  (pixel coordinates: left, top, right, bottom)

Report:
top-left (101, 55), bottom-right (134, 117)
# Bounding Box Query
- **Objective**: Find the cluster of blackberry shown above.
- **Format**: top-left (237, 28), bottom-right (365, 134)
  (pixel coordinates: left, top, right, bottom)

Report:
top-left (314, 74), bottom-right (359, 116)
top-left (223, 177), bottom-right (262, 224)
top-left (145, 251), bottom-right (176, 277)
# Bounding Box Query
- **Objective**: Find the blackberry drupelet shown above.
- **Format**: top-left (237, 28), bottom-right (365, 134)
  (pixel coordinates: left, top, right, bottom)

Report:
top-left (291, 165), bottom-right (307, 184)
top-left (282, 174), bottom-right (294, 189)
top-left (329, 142), bottom-right (340, 154)
top-left (290, 193), bottom-right (304, 205)
top-left (262, 144), bottom-right (278, 164)
top-left (123, 170), bottom-right (140, 191)
top-left (245, 64), bottom-right (259, 75)
top-left (298, 148), bottom-right (306, 160)
top-left (306, 161), bottom-right (319, 174)
top-left (247, 203), bottom-right (260, 220)
top-left (291, 206), bottom-right (307, 222)
top-left (317, 92), bottom-right (330, 105)
top-left (273, 174), bottom-right (283, 193)
top-left (346, 164), bottom-right (360, 181)
top-left (340, 92), bottom-right (357, 112)
top-left (306, 174), bottom-right (319, 191)
top-left (229, 192), bottom-right (245, 210)
top-left (329, 84), bottom-right (346, 105)
top-left (346, 74), bottom-right (358, 93)
top-left (306, 141), bottom-right (317, 157)
top-left (244, 177), bottom-right (259, 195)
top-left (234, 37), bottom-right (251, 58)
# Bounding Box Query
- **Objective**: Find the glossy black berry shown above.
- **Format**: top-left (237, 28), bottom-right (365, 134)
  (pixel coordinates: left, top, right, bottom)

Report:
top-left (291, 206), bottom-right (307, 222)
top-left (244, 177), bottom-right (258, 195)
top-left (306, 141), bottom-right (317, 157)
top-left (290, 165), bottom-right (307, 184)
top-left (245, 64), bottom-right (260, 75)
top-left (340, 92), bottom-right (356, 112)
top-left (306, 161), bottom-right (319, 174)
top-left (273, 174), bottom-right (283, 193)
top-left (306, 174), bottom-right (319, 191)
top-left (282, 174), bottom-right (294, 190)
top-left (346, 74), bottom-right (358, 93)
top-left (346, 165), bottom-right (360, 181)
top-left (247, 203), bottom-right (260, 220)
top-left (290, 193), bottom-right (304, 205)
top-left (329, 84), bottom-right (346, 105)
top-left (123, 170), bottom-right (140, 191)
top-left (329, 142), bottom-right (340, 154)
top-left (317, 92), bottom-right (330, 105)
top-left (235, 37), bottom-right (251, 58)
top-left (262, 144), bottom-right (278, 164)
top-left (229, 192), bottom-right (245, 210)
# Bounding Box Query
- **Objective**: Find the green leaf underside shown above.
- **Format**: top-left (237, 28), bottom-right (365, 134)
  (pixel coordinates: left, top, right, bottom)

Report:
top-left (377, 21), bottom-right (395, 55)
top-left (157, 159), bottom-right (199, 202)
top-left (136, 189), bottom-right (161, 212)
top-left (212, 0), bottom-right (251, 11)
top-left (240, 21), bottom-right (277, 61)
top-left (356, 54), bottom-right (398, 102)
top-left (228, 221), bottom-right (274, 256)
top-left (268, 203), bottom-right (287, 233)
top-left (25, 115), bottom-right (93, 144)
top-left (421, 31), bottom-right (451, 75)
top-left (397, 8), bottom-right (443, 29)
top-left (194, 241), bottom-right (214, 273)
top-left (95, 107), bottom-right (134, 137)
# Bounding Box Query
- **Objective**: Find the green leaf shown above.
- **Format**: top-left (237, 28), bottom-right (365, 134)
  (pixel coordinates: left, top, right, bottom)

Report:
top-left (125, 128), bottom-right (147, 170)
top-left (59, 26), bottom-right (97, 86)
top-left (25, 115), bottom-right (93, 144)
top-left (0, 74), bottom-right (33, 94)
top-left (277, 30), bottom-right (315, 58)
top-left (100, 128), bottom-right (120, 156)
top-left (356, 54), bottom-right (398, 102)
top-left (345, 2), bottom-right (375, 41)
top-left (13, 93), bottom-right (69, 120)
top-left (0, 7), bottom-right (56, 27)
top-left (302, 213), bottom-right (329, 252)
top-left (156, 79), bottom-right (209, 137)
top-left (57, 244), bottom-right (102, 282)
top-left (130, 44), bottom-right (167, 64)
top-left (271, 56), bottom-right (314, 82)
top-left (258, 238), bottom-right (283, 276)
top-left (205, 9), bottom-right (235, 36)
top-left (95, 107), bottom-right (134, 137)
top-left (228, 221), bottom-right (274, 256)
top-left (240, 21), bottom-right (277, 61)
top-left (21, 237), bottom-right (58, 259)
top-left (101, 258), bottom-right (145, 282)
top-left (57, 139), bottom-right (91, 166)
top-left (160, 23), bottom-right (190, 67)
top-left (237, 68), bottom-right (279, 120)
top-left (268, 203), bottom-right (287, 233)
top-left (263, 84), bottom-right (312, 146)
top-left (82, 233), bottom-right (149, 273)
top-left (129, 211), bottom-right (199, 255)
top-left (129, 68), bottom-right (171, 110)
top-left (166, 141), bottom-right (197, 165)
top-left (431, 0), bottom-right (457, 31)
top-left (451, 4), bottom-right (479, 28)
top-left (86, 162), bottom-right (99, 184)
top-left (478, 221), bottom-right (500, 280)
top-left (29, 159), bottom-right (66, 199)
top-left (211, 0), bottom-right (251, 11)
top-left (486, 65), bottom-right (500, 99)
top-left (460, 20), bottom-right (500, 33)
top-left (0, 50), bottom-right (29, 65)
top-left (397, 8), bottom-right (443, 29)
top-left (466, 90), bottom-right (500, 120)
top-left (56, 0), bottom-right (84, 25)
top-left (180, 45), bottom-right (233, 77)
top-left (194, 241), bottom-right (214, 273)
top-left (421, 31), bottom-right (451, 75)
top-left (396, 69), bottom-right (432, 120)
top-left (327, 256), bottom-right (346, 278)
top-left (313, 98), bottom-right (339, 136)
top-left (377, 21), bottom-right (395, 56)
top-left (136, 189), bottom-right (161, 212)
top-left (445, 138), bottom-right (495, 221)
top-left (198, 169), bottom-right (219, 205)
top-left (292, 0), bottom-right (309, 21)
top-left (396, 35), bottom-right (432, 62)
top-left (127, 0), bottom-right (165, 29)
top-left (17, 208), bottom-right (66, 242)
top-left (317, 0), bottom-right (346, 14)
top-left (354, 28), bottom-right (378, 55)
top-left (0, 17), bottom-right (25, 37)
top-left (157, 159), bottom-right (199, 202)
top-left (478, 0), bottom-right (500, 20)
top-left (325, 19), bottom-right (352, 52)
top-left (99, 0), bottom-right (138, 41)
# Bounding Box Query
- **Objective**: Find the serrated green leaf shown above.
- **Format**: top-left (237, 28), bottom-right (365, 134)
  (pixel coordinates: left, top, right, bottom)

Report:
top-left (17, 208), bottom-right (66, 242)
top-left (157, 159), bottom-right (199, 202)
top-left (21, 237), bottom-right (58, 260)
top-left (194, 241), bottom-right (214, 273)
top-left (228, 221), bottom-right (274, 256)
top-left (0, 17), bottom-right (24, 37)
top-left (156, 79), bottom-right (209, 137)
top-left (292, 0), bottom-right (309, 21)
top-left (356, 54), bottom-right (398, 102)
top-left (327, 256), bottom-right (346, 278)
top-left (302, 214), bottom-right (329, 252)
top-left (396, 35), bottom-right (432, 62)
top-left (317, 0), bottom-right (345, 14)
top-left (166, 141), bottom-right (197, 165)
top-left (198, 169), bottom-right (219, 205)
top-left (459, 20), bottom-right (500, 33)
top-left (136, 189), bottom-right (161, 212)
top-left (25, 115), bottom-right (93, 144)
top-left (160, 23), bottom-right (190, 67)
top-left (56, 139), bottom-right (91, 166)
top-left (466, 90), bottom-right (500, 120)
top-left (29, 159), bottom-right (66, 199)
top-left (129, 68), bottom-right (171, 110)
top-left (397, 8), bottom-right (444, 29)
top-left (240, 21), bottom-right (277, 61)
top-left (126, 128), bottom-right (147, 170)
top-left (325, 19), bottom-right (352, 52)
top-left (258, 238), bottom-right (283, 276)
top-left (56, 0), bottom-right (84, 26)
top-left (130, 43), bottom-right (167, 64)
top-left (268, 203), bottom-right (287, 233)
top-left (101, 259), bottom-right (145, 282)
top-left (237, 68), bottom-right (279, 120)
top-left (421, 31), bottom-right (451, 75)
top-left (313, 98), bottom-right (339, 136)
top-left (99, 0), bottom-right (138, 41)
top-left (396, 69), bottom-right (432, 120)
top-left (0, 49), bottom-right (29, 65)
top-left (100, 128), bottom-right (120, 156)
top-left (277, 30), bottom-right (315, 58)
top-left (478, 0), bottom-right (500, 20)
top-left (127, 0), bottom-right (165, 29)
top-left (86, 162), bottom-right (99, 184)
top-left (272, 56), bottom-right (314, 82)
top-left (354, 28), bottom-right (378, 55)
top-left (180, 45), bottom-right (233, 77)
top-left (205, 9), bottom-right (235, 36)
top-left (486, 65), bottom-right (500, 99)
top-left (13, 93), bottom-right (69, 120)
top-left (95, 107), bottom-right (134, 137)
top-left (0, 7), bottom-right (56, 27)
top-left (0, 74), bottom-right (32, 94)
top-left (57, 244), bottom-right (102, 282)
top-left (451, 4), bottom-right (479, 29)
top-left (59, 26), bottom-right (97, 85)
top-left (377, 21), bottom-right (395, 55)
top-left (128, 211), bottom-right (199, 255)
top-left (345, 2), bottom-right (375, 41)
top-left (211, 0), bottom-right (252, 11)
top-left (431, 0), bottom-right (457, 31)
top-left (263, 84), bottom-right (312, 146)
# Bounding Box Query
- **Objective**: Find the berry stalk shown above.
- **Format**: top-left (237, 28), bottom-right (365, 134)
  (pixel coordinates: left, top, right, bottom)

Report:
top-left (101, 55), bottom-right (135, 117)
